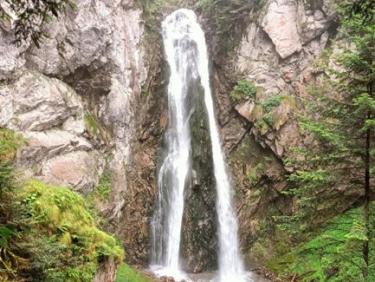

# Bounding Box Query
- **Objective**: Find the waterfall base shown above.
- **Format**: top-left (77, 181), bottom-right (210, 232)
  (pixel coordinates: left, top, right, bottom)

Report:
top-left (148, 267), bottom-right (269, 282)
top-left (150, 264), bottom-right (189, 282)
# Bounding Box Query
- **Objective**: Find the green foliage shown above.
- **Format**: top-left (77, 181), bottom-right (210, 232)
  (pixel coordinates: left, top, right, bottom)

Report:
top-left (96, 171), bottom-right (112, 201)
top-left (285, 0), bottom-right (374, 219)
top-left (0, 129), bottom-right (23, 163)
top-left (269, 205), bottom-right (375, 281)
top-left (0, 129), bottom-right (23, 192)
top-left (0, 226), bottom-right (15, 249)
top-left (312, 48), bottom-right (333, 72)
top-left (20, 179), bottom-right (123, 255)
top-left (230, 80), bottom-right (257, 102)
top-left (261, 95), bottom-right (282, 113)
top-left (246, 162), bottom-right (265, 186)
top-left (11, 180), bottom-right (124, 281)
top-left (84, 170), bottom-right (113, 228)
top-left (281, 2), bottom-right (374, 279)
top-left (288, 169), bottom-right (332, 185)
top-left (252, 95), bottom-right (289, 131)
top-left (115, 263), bottom-right (151, 282)
top-left (84, 113), bottom-right (99, 136)
top-left (0, 129), bottom-right (23, 280)
top-left (0, 129), bottom-right (123, 281)
top-left (84, 113), bottom-right (111, 143)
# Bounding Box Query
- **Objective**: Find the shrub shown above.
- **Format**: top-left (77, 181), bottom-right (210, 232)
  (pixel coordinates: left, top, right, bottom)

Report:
top-left (261, 95), bottom-right (283, 113)
top-left (230, 80), bottom-right (257, 102)
top-left (0, 129), bottom-right (23, 192)
top-left (16, 180), bottom-right (124, 281)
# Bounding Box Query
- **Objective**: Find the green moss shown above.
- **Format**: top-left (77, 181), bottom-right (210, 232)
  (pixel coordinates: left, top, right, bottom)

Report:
top-left (18, 180), bottom-right (124, 281)
top-left (246, 162), bottom-right (265, 185)
top-left (230, 80), bottom-right (257, 102)
top-left (254, 119), bottom-right (270, 135)
top-left (84, 113), bottom-right (99, 136)
top-left (115, 263), bottom-right (151, 282)
top-left (84, 113), bottom-right (112, 143)
top-left (262, 112), bottom-right (273, 126)
top-left (251, 95), bottom-right (291, 131)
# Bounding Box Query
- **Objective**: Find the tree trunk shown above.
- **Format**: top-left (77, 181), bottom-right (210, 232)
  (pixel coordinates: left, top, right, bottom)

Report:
top-left (363, 82), bottom-right (372, 280)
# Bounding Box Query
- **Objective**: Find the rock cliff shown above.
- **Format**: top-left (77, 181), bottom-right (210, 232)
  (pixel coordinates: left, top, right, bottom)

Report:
top-left (1, 0), bottom-right (146, 279)
top-left (1, 0), bottom-right (359, 280)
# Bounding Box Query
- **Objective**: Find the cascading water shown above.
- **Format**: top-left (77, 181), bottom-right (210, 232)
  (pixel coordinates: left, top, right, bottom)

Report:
top-left (150, 8), bottom-right (197, 281)
top-left (151, 9), bottom-right (251, 282)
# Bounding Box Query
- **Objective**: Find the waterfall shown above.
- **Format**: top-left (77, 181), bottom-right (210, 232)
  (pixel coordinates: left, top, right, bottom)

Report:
top-left (150, 8), bottom-right (196, 281)
top-left (151, 9), bottom-right (251, 282)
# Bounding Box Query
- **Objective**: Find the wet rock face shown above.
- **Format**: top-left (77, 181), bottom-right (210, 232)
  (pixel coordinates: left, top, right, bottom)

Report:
top-left (116, 37), bottom-right (166, 265)
top-left (181, 82), bottom-right (217, 273)
top-left (228, 136), bottom-right (290, 267)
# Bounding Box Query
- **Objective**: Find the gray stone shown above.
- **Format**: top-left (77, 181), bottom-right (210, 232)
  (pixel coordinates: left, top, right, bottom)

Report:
top-left (261, 0), bottom-right (302, 59)
top-left (1, 71), bottom-right (82, 132)
top-left (41, 151), bottom-right (102, 194)
top-left (0, 29), bottom-right (27, 80)
top-left (20, 130), bottom-right (92, 165)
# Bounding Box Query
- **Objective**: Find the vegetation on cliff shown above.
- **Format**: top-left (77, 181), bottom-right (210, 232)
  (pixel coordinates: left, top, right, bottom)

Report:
top-left (266, 0), bottom-right (374, 280)
top-left (0, 128), bottom-right (124, 282)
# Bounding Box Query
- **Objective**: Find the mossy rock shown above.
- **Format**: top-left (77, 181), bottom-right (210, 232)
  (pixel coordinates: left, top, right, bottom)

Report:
top-left (18, 180), bottom-right (124, 281)
top-left (84, 113), bottom-right (111, 143)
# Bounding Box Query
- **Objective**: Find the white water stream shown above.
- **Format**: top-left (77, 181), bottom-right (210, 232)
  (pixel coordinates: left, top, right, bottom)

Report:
top-left (151, 9), bottom-right (252, 282)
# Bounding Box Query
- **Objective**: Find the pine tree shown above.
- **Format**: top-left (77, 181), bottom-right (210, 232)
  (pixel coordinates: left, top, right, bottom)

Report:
top-left (285, 0), bottom-right (374, 279)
